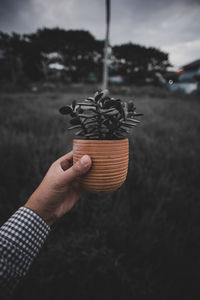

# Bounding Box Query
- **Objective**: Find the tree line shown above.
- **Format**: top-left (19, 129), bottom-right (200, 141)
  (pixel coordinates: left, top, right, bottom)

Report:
top-left (0, 28), bottom-right (170, 85)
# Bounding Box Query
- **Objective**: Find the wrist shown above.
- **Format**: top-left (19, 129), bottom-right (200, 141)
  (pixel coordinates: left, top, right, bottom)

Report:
top-left (24, 201), bottom-right (57, 226)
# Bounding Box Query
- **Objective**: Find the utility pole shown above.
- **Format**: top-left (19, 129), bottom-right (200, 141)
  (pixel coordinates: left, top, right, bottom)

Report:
top-left (102, 0), bottom-right (110, 90)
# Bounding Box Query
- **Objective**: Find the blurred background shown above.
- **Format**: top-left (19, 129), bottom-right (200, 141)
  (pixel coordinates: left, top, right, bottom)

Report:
top-left (0, 0), bottom-right (200, 299)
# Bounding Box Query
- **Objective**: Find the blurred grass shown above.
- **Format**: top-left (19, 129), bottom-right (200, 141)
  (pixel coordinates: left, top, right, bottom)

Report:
top-left (0, 91), bottom-right (200, 299)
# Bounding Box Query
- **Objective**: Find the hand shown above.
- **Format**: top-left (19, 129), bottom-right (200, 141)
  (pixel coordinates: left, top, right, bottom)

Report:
top-left (25, 151), bottom-right (92, 226)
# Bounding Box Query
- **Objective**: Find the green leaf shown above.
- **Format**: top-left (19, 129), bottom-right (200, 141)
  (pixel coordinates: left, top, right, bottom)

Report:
top-left (121, 122), bottom-right (137, 128)
top-left (68, 125), bottom-right (82, 130)
top-left (100, 128), bottom-right (110, 133)
top-left (87, 127), bottom-right (98, 133)
top-left (75, 129), bottom-right (85, 136)
top-left (103, 99), bottom-right (116, 109)
top-left (106, 111), bottom-right (119, 116)
top-left (100, 108), bottom-right (116, 113)
top-left (70, 118), bottom-right (81, 125)
top-left (87, 108), bottom-right (99, 114)
top-left (59, 90), bottom-right (143, 139)
top-left (95, 92), bottom-right (104, 102)
top-left (102, 119), bottom-right (111, 127)
top-left (72, 100), bottom-right (76, 110)
top-left (85, 121), bottom-right (98, 128)
top-left (86, 97), bottom-right (95, 101)
top-left (100, 108), bottom-right (119, 116)
top-left (104, 99), bottom-right (122, 111)
top-left (77, 102), bottom-right (97, 107)
top-left (126, 118), bottom-right (140, 123)
top-left (118, 127), bottom-right (129, 133)
top-left (127, 112), bottom-right (134, 118)
top-left (119, 107), bottom-right (126, 120)
top-left (112, 132), bottom-right (125, 139)
top-left (101, 89), bottom-right (109, 98)
top-left (59, 106), bottom-right (73, 115)
top-left (127, 101), bottom-right (135, 112)
top-left (134, 113), bottom-right (144, 116)
top-left (84, 132), bottom-right (99, 137)
top-left (78, 114), bottom-right (97, 119)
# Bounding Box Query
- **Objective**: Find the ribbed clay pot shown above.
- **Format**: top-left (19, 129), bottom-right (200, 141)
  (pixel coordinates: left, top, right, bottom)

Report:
top-left (73, 139), bottom-right (129, 193)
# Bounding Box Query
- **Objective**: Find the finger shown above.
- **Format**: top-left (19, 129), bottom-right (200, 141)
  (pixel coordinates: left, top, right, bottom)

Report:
top-left (56, 151), bottom-right (73, 164)
top-left (71, 181), bottom-right (84, 197)
top-left (54, 151), bottom-right (73, 171)
top-left (63, 155), bottom-right (92, 182)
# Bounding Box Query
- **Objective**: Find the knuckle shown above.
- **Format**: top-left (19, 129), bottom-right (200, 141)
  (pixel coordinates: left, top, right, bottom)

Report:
top-left (50, 161), bottom-right (57, 169)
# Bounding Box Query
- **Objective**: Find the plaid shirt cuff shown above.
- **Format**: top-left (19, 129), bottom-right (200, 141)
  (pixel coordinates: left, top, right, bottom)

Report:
top-left (0, 206), bottom-right (50, 295)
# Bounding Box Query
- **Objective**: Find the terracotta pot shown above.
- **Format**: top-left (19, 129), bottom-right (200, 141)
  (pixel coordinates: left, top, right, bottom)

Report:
top-left (73, 139), bottom-right (129, 193)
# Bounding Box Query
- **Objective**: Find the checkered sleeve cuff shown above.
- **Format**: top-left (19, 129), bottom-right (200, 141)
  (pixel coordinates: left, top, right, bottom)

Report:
top-left (0, 206), bottom-right (50, 294)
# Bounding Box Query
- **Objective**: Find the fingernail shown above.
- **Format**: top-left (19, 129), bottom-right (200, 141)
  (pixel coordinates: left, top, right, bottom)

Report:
top-left (80, 155), bottom-right (90, 167)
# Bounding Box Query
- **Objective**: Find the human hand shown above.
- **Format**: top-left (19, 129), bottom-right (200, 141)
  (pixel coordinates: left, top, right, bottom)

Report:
top-left (25, 151), bottom-right (92, 226)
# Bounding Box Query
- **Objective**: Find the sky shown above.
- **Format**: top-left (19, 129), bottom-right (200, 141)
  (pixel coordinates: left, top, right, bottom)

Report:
top-left (0, 0), bottom-right (200, 68)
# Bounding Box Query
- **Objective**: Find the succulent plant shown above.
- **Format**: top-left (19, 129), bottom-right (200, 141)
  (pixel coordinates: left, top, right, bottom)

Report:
top-left (59, 90), bottom-right (143, 140)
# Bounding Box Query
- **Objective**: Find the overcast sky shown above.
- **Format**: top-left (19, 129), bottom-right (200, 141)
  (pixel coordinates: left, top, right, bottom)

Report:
top-left (1, 0), bottom-right (200, 68)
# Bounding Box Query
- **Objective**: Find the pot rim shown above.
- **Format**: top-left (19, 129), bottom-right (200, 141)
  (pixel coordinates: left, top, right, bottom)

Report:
top-left (73, 138), bottom-right (128, 143)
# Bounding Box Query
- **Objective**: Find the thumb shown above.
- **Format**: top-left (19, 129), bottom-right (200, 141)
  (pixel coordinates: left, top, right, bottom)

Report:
top-left (64, 155), bottom-right (92, 182)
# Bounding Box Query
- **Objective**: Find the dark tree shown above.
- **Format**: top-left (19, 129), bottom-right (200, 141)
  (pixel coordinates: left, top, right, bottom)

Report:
top-left (24, 28), bottom-right (104, 82)
top-left (0, 32), bottom-right (25, 83)
top-left (112, 43), bottom-right (170, 84)
top-left (0, 28), bottom-right (170, 85)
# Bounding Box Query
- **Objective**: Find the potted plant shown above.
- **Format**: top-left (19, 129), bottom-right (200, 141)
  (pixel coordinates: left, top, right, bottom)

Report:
top-left (59, 90), bottom-right (143, 193)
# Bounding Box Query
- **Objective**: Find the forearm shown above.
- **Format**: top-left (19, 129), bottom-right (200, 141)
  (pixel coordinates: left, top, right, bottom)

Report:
top-left (0, 207), bottom-right (50, 295)
top-left (0, 152), bottom-right (91, 296)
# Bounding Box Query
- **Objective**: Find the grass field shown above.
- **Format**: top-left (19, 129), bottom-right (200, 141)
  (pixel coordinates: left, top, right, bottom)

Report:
top-left (0, 90), bottom-right (200, 299)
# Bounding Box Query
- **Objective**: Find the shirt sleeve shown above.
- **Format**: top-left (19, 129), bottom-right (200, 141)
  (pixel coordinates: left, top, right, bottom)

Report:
top-left (0, 206), bottom-right (50, 296)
